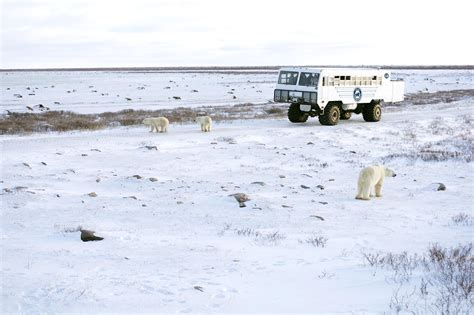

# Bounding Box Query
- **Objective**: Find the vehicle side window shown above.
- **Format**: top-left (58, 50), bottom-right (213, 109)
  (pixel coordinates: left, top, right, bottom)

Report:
top-left (298, 72), bottom-right (319, 87)
top-left (278, 71), bottom-right (299, 85)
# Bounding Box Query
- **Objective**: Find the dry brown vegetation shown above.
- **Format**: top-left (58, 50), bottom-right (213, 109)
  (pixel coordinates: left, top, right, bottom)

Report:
top-left (0, 103), bottom-right (287, 135)
top-left (394, 89), bottom-right (474, 106)
top-left (362, 243), bottom-right (473, 314)
top-left (1, 89), bottom-right (472, 135)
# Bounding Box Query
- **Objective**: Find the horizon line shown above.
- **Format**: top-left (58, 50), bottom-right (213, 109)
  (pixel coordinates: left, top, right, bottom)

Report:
top-left (1, 65), bottom-right (474, 72)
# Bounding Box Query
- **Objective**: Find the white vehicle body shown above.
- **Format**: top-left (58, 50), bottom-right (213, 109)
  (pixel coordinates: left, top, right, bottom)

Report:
top-left (274, 67), bottom-right (405, 125)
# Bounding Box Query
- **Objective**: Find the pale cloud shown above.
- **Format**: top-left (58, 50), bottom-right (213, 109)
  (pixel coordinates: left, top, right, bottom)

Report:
top-left (1, 0), bottom-right (473, 68)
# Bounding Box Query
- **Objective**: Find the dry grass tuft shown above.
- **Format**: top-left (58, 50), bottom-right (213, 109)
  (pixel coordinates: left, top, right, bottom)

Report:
top-left (363, 243), bottom-right (473, 313)
top-left (0, 102), bottom-right (289, 135)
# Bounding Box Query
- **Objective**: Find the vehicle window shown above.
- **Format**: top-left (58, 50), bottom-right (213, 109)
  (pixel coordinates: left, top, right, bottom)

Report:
top-left (298, 72), bottom-right (319, 87)
top-left (278, 71), bottom-right (299, 85)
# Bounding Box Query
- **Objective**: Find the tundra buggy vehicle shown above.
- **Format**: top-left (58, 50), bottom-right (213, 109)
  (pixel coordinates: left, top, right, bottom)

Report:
top-left (274, 67), bottom-right (405, 125)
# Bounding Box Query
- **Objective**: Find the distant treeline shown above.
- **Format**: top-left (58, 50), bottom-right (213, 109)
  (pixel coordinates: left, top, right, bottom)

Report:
top-left (1, 65), bottom-right (473, 72)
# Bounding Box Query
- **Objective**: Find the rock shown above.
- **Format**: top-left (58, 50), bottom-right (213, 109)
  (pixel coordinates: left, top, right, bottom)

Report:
top-left (316, 185), bottom-right (325, 190)
top-left (307, 142), bottom-right (314, 145)
top-left (132, 175), bottom-right (143, 179)
top-left (149, 177), bottom-right (158, 182)
top-left (125, 196), bottom-right (137, 200)
top-left (144, 145), bottom-right (158, 150)
top-left (301, 185), bottom-right (310, 189)
top-left (310, 215), bottom-right (325, 221)
top-left (41, 162), bottom-right (47, 165)
top-left (191, 89), bottom-right (199, 93)
top-left (172, 96), bottom-right (181, 100)
top-left (251, 181), bottom-right (265, 186)
top-left (23, 163), bottom-right (31, 168)
top-left (279, 175), bottom-right (286, 178)
top-left (318, 201), bottom-right (328, 205)
top-left (88, 192), bottom-right (98, 197)
top-left (14, 186), bottom-right (28, 191)
top-left (81, 154), bottom-right (88, 157)
top-left (90, 149), bottom-right (102, 152)
top-left (194, 286), bottom-right (204, 292)
top-left (424, 183), bottom-right (447, 191)
top-left (125, 97), bottom-right (132, 101)
top-left (231, 193), bottom-right (250, 208)
top-left (80, 229), bottom-right (104, 242)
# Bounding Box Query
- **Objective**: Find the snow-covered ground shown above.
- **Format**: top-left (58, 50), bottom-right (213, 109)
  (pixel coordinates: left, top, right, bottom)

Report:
top-left (1, 98), bottom-right (473, 313)
top-left (1, 69), bottom-right (473, 114)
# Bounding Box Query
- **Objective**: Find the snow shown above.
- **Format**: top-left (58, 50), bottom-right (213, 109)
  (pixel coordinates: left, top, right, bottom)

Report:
top-left (1, 69), bottom-right (473, 114)
top-left (1, 95), bottom-right (473, 312)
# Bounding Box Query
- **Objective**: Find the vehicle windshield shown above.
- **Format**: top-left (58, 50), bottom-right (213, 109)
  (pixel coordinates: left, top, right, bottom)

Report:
top-left (298, 72), bottom-right (319, 87)
top-left (278, 71), bottom-right (298, 85)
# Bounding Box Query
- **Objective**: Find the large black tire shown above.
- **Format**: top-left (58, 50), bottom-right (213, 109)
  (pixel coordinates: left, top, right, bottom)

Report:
top-left (288, 103), bottom-right (308, 123)
top-left (319, 103), bottom-right (340, 126)
top-left (362, 102), bottom-right (382, 122)
top-left (340, 110), bottom-right (352, 120)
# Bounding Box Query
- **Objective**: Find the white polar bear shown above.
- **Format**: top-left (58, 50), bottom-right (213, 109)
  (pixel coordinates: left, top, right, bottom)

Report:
top-left (143, 117), bottom-right (169, 133)
top-left (195, 116), bottom-right (212, 132)
top-left (355, 165), bottom-right (396, 200)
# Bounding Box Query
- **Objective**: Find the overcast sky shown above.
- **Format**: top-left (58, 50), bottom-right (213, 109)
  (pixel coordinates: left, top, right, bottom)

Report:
top-left (1, 0), bottom-right (473, 68)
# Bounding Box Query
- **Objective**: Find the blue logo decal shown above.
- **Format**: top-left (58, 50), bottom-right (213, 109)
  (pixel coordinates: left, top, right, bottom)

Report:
top-left (384, 73), bottom-right (389, 79)
top-left (353, 88), bottom-right (362, 101)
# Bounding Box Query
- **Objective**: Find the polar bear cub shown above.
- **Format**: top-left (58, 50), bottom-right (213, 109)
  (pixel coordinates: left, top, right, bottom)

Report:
top-left (143, 117), bottom-right (169, 133)
top-left (195, 116), bottom-right (212, 132)
top-left (356, 165), bottom-right (396, 200)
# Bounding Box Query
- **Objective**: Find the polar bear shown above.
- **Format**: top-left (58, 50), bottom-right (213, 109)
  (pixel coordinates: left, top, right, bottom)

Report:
top-left (195, 116), bottom-right (212, 132)
top-left (143, 117), bottom-right (169, 133)
top-left (355, 165), bottom-right (396, 200)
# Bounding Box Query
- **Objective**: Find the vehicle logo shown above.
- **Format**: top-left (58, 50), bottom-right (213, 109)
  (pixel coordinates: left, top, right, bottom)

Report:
top-left (353, 88), bottom-right (362, 101)
top-left (384, 73), bottom-right (389, 79)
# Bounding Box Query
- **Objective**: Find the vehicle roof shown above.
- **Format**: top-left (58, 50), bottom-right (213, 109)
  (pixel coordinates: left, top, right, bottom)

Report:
top-left (279, 67), bottom-right (386, 75)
